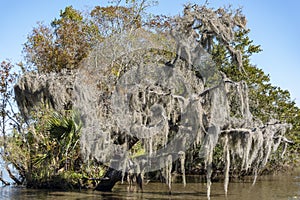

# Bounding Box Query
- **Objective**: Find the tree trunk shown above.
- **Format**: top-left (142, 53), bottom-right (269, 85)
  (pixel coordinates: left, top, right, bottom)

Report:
top-left (94, 167), bottom-right (123, 192)
top-left (6, 165), bottom-right (22, 185)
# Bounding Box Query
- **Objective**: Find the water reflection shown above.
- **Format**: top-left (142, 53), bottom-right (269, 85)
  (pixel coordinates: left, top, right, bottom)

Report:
top-left (1, 170), bottom-right (299, 200)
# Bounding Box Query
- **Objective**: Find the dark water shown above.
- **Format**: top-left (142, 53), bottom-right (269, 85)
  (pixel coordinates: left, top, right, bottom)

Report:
top-left (1, 170), bottom-right (299, 200)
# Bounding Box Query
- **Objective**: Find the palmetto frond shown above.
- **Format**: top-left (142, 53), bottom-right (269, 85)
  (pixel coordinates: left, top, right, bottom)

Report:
top-left (46, 110), bottom-right (82, 166)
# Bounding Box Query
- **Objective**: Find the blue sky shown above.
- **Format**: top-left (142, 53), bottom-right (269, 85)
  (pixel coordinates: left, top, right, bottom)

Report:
top-left (0, 0), bottom-right (299, 105)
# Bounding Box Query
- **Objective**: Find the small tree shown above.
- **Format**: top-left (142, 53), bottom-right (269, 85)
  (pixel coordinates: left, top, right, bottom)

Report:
top-left (24, 6), bottom-right (97, 73)
top-left (0, 60), bottom-right (22, 185)
top-left (23, 2), bottom-right (148, 73)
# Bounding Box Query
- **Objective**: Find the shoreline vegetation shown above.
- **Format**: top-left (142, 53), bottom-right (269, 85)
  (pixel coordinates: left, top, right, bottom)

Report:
top-left (0, 0), bottom-right (299, 197)
top-left (1, 166), bottom-right (299, 191)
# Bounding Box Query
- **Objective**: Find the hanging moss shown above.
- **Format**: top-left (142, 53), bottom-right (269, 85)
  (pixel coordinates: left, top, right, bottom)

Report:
top-left (13, 4), bottom-right (294, 198)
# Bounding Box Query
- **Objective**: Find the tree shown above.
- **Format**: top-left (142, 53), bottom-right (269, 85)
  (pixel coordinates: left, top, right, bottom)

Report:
top-left (0, 61), bottom-right (23, 185)
top-left (211, 28), bottom-right (300, 166)
top-left (6, 0), bottom-right (153, 188)
top-left (24, 6), bottom-right (97, 73)
top-left (5, 1), bottom-right (299, 197)
top-left (23, 2), bottom-right (148, 73)
top-left (72, 4), bottom-right (294, 196)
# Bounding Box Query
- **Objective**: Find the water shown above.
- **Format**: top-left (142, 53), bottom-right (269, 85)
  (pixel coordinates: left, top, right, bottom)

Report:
top-left (1, 170), bottom-right (299, 200)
